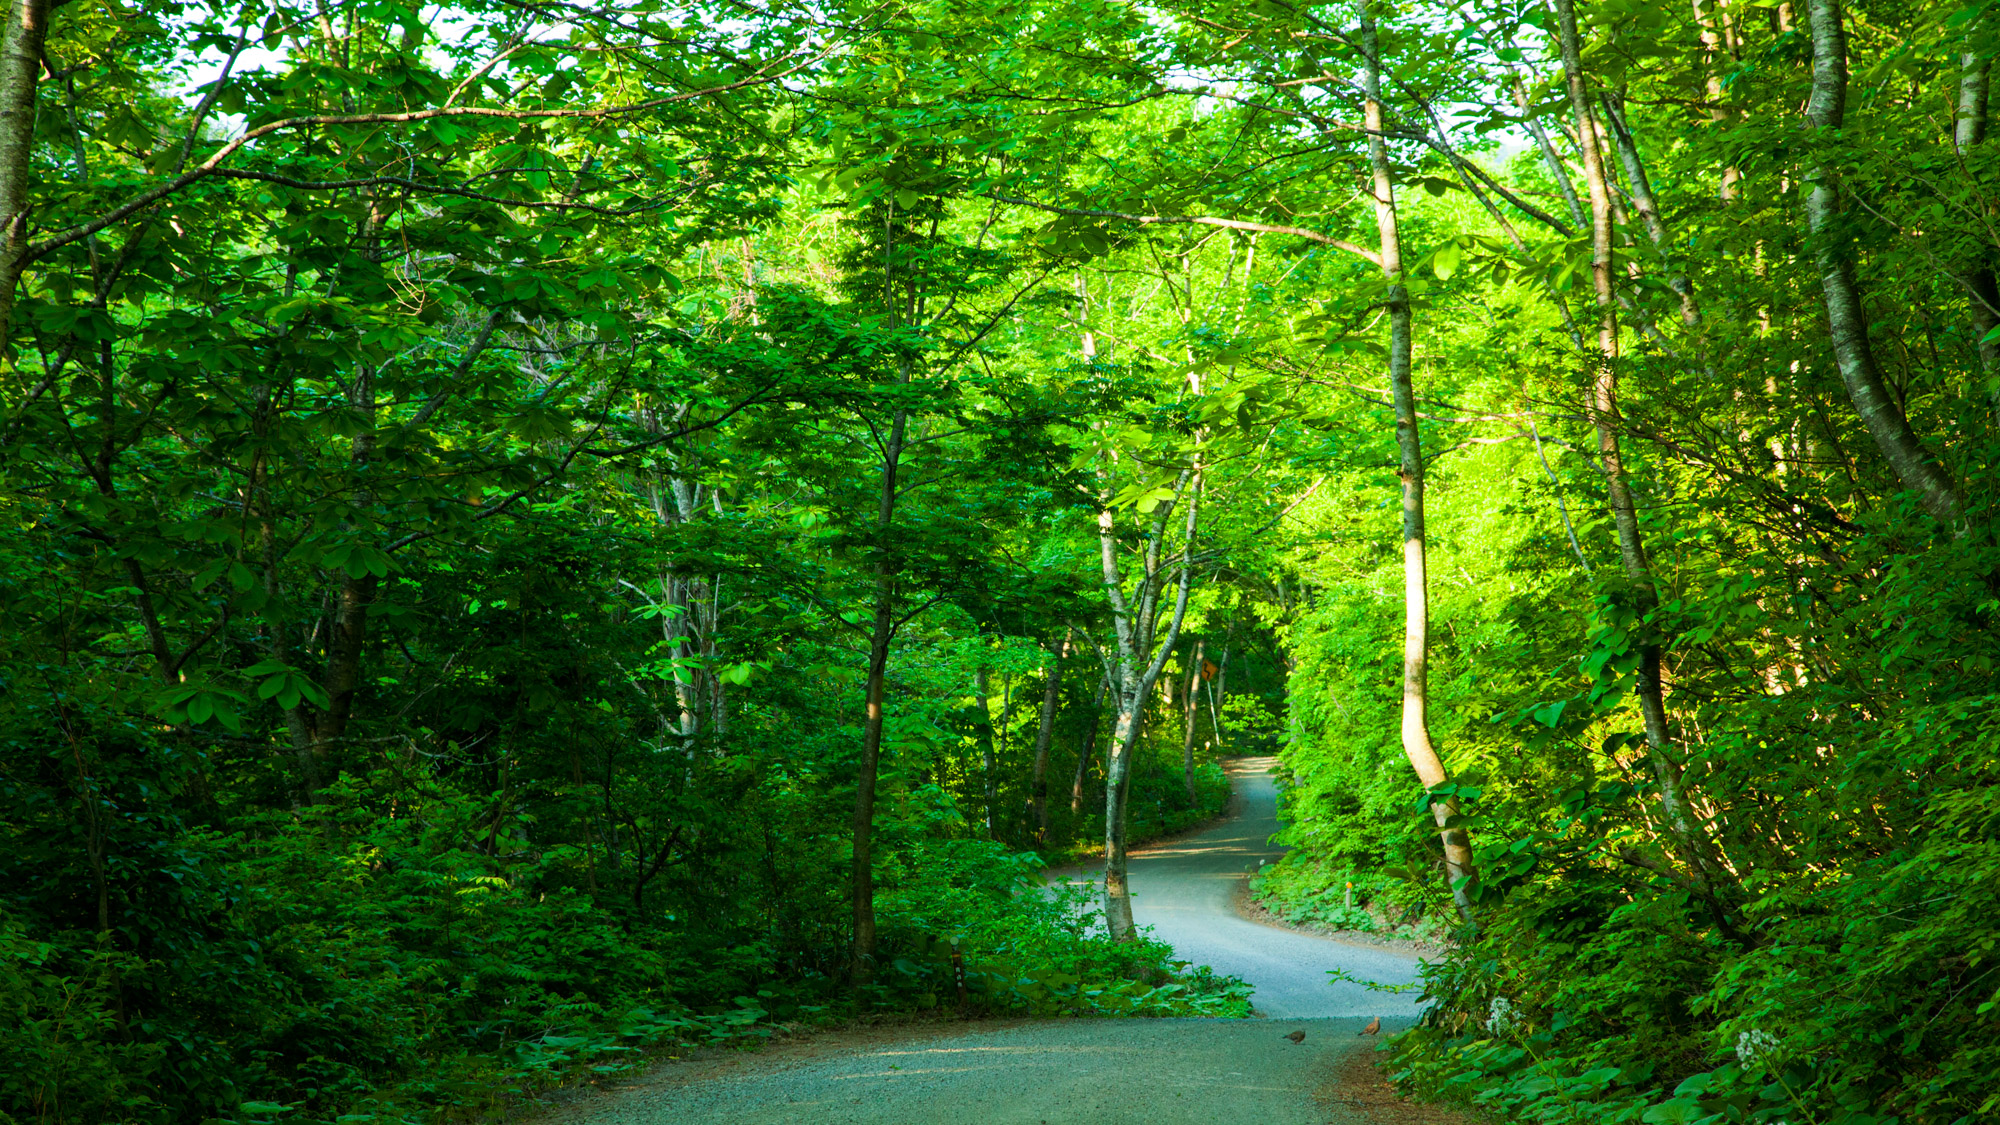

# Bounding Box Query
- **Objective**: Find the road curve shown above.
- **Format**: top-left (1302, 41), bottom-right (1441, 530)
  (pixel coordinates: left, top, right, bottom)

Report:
top-left (550, 758), bottom-right (1428, 1125)
top-left (1106, 755), bottom-right (1425, 1018)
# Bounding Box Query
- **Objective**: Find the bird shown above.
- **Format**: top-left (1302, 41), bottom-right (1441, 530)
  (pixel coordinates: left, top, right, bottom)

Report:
top-left (1283, 1030), bottom-right (1306, 1043)
top-left (1359, 1016), bottom-right (1381, 1036)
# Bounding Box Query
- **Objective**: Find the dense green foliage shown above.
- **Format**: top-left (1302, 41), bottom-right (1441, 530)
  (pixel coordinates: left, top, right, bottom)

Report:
top-left (4, 0), bottom-right (2000, 1121)
top-left (0, 4), bottom-right (1252, 1122)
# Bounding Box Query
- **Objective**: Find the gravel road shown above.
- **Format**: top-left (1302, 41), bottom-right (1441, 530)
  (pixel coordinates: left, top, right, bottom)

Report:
top-left (559, 758), bottom-right (1430, 1125)
top-left (1092, 755), bottom-right (1424, 1019)
top-left (575, 1017), bottom-right (1402, 1125)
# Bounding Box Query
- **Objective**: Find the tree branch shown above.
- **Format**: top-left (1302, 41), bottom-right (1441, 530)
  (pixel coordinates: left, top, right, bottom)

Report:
top-left (21, 48), bottom-right (832, 265)
top-left (982, 194), bottom-right (1381, 264)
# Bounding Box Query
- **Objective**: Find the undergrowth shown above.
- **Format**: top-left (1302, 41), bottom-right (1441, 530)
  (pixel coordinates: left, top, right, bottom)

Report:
top-left (1249, 858), bottom-right (1450, 944)
top-left (1, 777), bottom-right (1245, 1125)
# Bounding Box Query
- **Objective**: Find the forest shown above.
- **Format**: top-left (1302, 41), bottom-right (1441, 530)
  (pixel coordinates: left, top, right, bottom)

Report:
top-left (0, 0), bottom-right (1996, 1120)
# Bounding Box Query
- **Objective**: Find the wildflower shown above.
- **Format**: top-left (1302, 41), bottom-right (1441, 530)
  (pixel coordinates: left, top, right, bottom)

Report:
top-left (1736, 1028), bottom-right (1782, 1070)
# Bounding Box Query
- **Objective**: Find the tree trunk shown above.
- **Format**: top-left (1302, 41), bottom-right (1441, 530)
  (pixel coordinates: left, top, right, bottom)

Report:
top-left (1515, 74), bottom-right (1587, 229)
top-left (850, 370), bottom-right (910, 986)
top-left (1693, 0), bottom-right (1742, 200)
top-left (1099, 471), bottom-right (1198, 941)
top-left (1802, 0), bottom-right (1965, 524)
top-left (306, 200), bottom-right (399, 778)
top-left (1955, 53), bottom-right (2000, 426)
top-left (1362, 6), bottom-right (1476, 923)
top-left (1100, 683), bottom-right (1144, 941)
top-left (645, 450), bottom-right (717, 747)
top-left (1554, 0), bottom-right (1715, 875)
top-left (1600, 89), bottom-right (1699, 325)
top-left (1179, 637), bottom-right (1205, 802)
top-left (1030, 639), bottom-right (1064, 844)
top-left (0, 0), bottom-right (51, 344)
top-left (1071, 671), bottom-right (1108, 815)
top-left (974, 664), bottom-right (998, 840)
top-left (1207, 636), bottom-right (1231, 749)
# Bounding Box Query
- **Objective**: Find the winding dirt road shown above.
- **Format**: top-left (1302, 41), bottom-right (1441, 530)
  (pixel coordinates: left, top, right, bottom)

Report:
top-left (555, 758), bottom-right (1432, 1125)
top-left (1098, 755), bottom-right (1424, 1019)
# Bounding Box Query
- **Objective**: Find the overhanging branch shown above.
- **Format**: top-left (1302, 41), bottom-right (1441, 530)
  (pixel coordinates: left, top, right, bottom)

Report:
top-left (982, 194), bottom-right (1381, 265)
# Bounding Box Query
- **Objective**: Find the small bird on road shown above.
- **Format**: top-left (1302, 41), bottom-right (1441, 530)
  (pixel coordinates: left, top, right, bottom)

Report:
top-left (1283, 1030), bottom-right (1306, 1043)
top-left (1359, 1017), bottom-right (1381, 1036)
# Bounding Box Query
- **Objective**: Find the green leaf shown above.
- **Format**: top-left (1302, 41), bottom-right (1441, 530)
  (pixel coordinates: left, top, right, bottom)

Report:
top-left (1432, 242), bottom-right (1462, 281)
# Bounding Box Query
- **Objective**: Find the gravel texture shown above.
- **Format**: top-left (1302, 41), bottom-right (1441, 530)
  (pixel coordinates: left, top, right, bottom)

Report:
top-left (565, 1016), bottom-right (1410, 1125)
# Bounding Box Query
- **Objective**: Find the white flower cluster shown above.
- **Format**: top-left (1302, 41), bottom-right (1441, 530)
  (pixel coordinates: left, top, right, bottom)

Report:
top-left (1736, 1028), bottom-right (1782, 1070)
top-left (1488, 996), bottom-right (1519, 1033)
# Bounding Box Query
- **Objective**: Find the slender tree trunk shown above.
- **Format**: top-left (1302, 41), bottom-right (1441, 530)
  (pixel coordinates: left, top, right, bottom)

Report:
top-left (1514, 75), bottom-right (1586, 229)
top-left (1363, 6), bottom-right (1476, 922)
top-left (1955, 53), bottom-right (2000, 425)
top-left (1958, 55), bottom-right (1988, 154)
top-left (974, 664), bottom-right (998, 840)
top-left (1208, 637), bottom-right (1231, 749)
top-left (850, 370), bottom-right (910, 986)
top-left (0, 0), bottom-right (51, 344)
top-left (1071, 671), bottom-right (1108, 815)
top-left (311, 201), bottom-right (399, 772)
top-left (1555, 0), bottom-right (1715, 874)
top-left (1693, 0), bottom-right (1742, 200)
top-left (1179, 637), bottom-right (1205, 802)
top-left (1030, 639), bottom-right (1064, 844)
top-left (646, 452), bottom-right (714, 747)
top-left (1531, 416), bottom-right (1593, 571)
top-left (1600, 89), bottom-right (1699, 326)
top-left (1803, 0), bottom-right (1965, 523)
top-left (1100, 472), bottom-right (1198, 941)
top-left (707, 493), bottom-right (729, 737)
top-left (1100, 681), bottom-right (1144, 941)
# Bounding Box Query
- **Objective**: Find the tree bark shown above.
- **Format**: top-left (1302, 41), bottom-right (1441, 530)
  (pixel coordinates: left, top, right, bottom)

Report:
top-left (973, 664), bottom-right (998, 839)
top-left (644, 440), bottom-right (720, 748)
top-left (1030, 638), bottom-right (1064, 844)
top-left (1955, 53), bottom-right (2000, 425)
top-left (1554, 0), bottom-right (1717, 876)
top-left (1179, 637), bottom-right (1205, 802)
top-left (303, 198), bottom-right (403, 774)
top-left (1693, 0), bottom-right (1742, 200)
top-left (1600, 89), bottom-right (1699, 326)
top-left (0, 0), bottom-right (51, 344)
top-left (1802, 0), bottom-right (1965, 524)
top-left (1362, 5), bottom-right (1476, 922)
top-left (1959, 55), bottom-right (1989, 154)
top-left (850, 358), bottom-right (911, 986)
top-left (1513, 75), bottom-right (1586, 229)
top-left (1071, 670), bottom-right (1108, 815)
top-left (1207, 636), bottom-right (1231, 749)
top-left (1099, 471), bottom-right (1198, 941)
